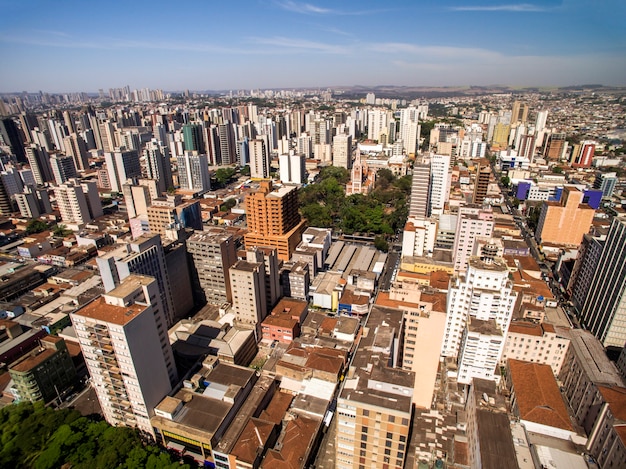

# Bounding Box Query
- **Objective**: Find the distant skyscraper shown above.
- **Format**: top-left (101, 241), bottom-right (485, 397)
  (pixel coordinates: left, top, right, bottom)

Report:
top-left (593, 171), bottom-right (618, 199)
top-left (63, 133), bottom-right (89, 171)
top-left (279, 153), bottom-right (305, 185)
top-left (218, 122), bottom-right (236, 165)
top-left (71, 275), bottom-right (175, 436)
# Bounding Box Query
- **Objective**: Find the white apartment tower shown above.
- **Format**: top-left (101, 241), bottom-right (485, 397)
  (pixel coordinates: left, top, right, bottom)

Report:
top-left (367, 109), bottom-right (388, 142)
top-left (176, 151), bottom-right (211, 193)
top-left (71, 275), bottom-right (175, 436)
top-left (249, 139), bottom-right (270, 179)
top-left (442, 245), bottom-right (517, 365)
top-left (54, 179), bottom-right (103, 226)
top-left (95, 235), bottom-right (177, 327)
top-left (332, 133), bottom-right (352, 169)
top-left (452, 206), bottom-right (494, 272)
top-left (229, 260), bottom-right (267, 338)
top-left (428, 154), bottom-right (451, 215)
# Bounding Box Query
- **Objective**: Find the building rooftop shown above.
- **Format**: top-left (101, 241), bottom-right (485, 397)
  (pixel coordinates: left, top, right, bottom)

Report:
top-left (271, 298), bottom-right (308, 318)
top-left (564, 330), bottom-right (625, 386)
top-left (231, 260), bottom-right (261, 273)
top-left (468, 318), bottom-right (502, 336)
top-left (508, 359), bottom-right (574, 432)
top-left (476, 409), bottom-right (519, 469)
top-left (340, 306), bottom-right (414, 412)
top-left (72, 296), bottom-right (146, 326)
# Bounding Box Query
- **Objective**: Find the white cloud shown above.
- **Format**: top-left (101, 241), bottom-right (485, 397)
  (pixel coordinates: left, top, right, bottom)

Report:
top-left (449, 3), bottom-right (547, 12)
top-left (274, 1), bottom-right (332, 14)
top-left (248, 36), bottom-right (349, 54)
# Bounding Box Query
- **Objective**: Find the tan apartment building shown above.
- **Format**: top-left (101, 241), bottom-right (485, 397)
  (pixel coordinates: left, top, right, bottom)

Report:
top-left (244, 180), bottom-right (306, 261)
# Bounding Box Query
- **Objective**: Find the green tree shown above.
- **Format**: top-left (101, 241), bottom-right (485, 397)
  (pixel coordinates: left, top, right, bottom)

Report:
top-left (500, 176), bottom-right (510, 187)
top-left (220, 198), bottom-right (237, 212)
top-left (52, 224), bottom-right (72, 237)
top-left (374, 236), bottom-right (389, 252)
top-left (25, 219), bottom-right (48, 234)
top-left (240, 165), bottom-right (251, 176)
top-left (214, 167), bottom-right (237, 187)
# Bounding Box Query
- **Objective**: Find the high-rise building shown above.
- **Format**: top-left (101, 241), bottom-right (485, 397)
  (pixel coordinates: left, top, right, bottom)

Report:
top-left (535, 110), bottom-right (549, 133)
top-left (428, 154), bottom-right (451, 215)
top-left (511, 100), bottom-right (528, 124)
top-left (399, 107), bottom-right (421, 155)
top-left (571, 140), bottom-right (596, 168)
top-left (544, 133), bottom-right (567, 160)
top-left (367, 109), bottom-right (388, 142)
top-left (442, 244), bottom-right (517, 364)
top-left (278, 153), bottom-right (305, 185)
top-left (335, 306), bottom-right (414, 469)
top-left (229, 260), bottom-right (267, 337)
top-left (452, 206), bottom-right (494, 272)
top-left (187, 229), bottom-right (237, 305)
top-left (472, 159), bottom-right (491, 204)
top-left (50, 154), bottom-right (78, 184)
top-left (16, 185), bottom-right (51, 218)
top-left (535, 186), bottom-right (595, 246)
top-left (63, 133), bottom-right (89, 171)
top-left (8, 335), bottom-right (77, 403)
top-left (143, 139), bottom-right (173, 195)
top-left (593, 171), bottom-right (618, 199)
top-left (71, 275), bottom-right (175, 436)
top-left (408, 162), bottom-right (430, 218)
top-left (218, 122), bottom-right (236, 165)
top-left (244, 180), bottom-right (306, 261)
top-left (332, 133), bottom-right (352, 169)
top-left (249, 139), bottom-right (270, 179)
top-left (182, 123), bottom-right (204, 153)
top-left (577, 217), bottom-right (626, 348)
top-left (177, 151), bottom-right (211, 193)
top-left (146, 195), bottom-right (202, 237)
top-left (25, 144), bottom-right (54, 185)
top-left (104, 148), bottom-right (141, 192)
top-left (96, 235), bottom-right (178, 327)
top-left (122, 182), bottom-right (151, 219)
top-left (0, 118), bottom-right (26, 163)
top-left (54, 179), bottom-right (103, 226)
top-left (245, 246), bottom-right (280, 313)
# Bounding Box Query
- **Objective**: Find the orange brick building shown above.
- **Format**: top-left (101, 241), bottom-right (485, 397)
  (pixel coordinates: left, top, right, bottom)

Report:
top-left (535, 186), bottom-right (595, 246)
top-left (244, 181), bottom-right (306, 261)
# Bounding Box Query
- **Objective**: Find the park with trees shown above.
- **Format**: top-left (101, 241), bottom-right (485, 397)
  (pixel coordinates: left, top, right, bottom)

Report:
top-left (0, 401), bottom-right (190, 469)
top-left (298, 166), bottom-right (411, 250)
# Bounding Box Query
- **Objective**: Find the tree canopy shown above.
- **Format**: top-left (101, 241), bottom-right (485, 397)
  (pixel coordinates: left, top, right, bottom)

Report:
top-left (299, 167), bottom-right (410, 239)
top-left (25, 219), bottom-right (48, 234)
top-left (0, 401), bottom-right (190, 469)
top-left (213, 167), bottom-right (237, 187)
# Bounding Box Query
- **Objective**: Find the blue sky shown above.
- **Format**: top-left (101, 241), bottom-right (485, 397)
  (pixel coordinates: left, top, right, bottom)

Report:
top-left (1, 0), bottom-right (624, 92)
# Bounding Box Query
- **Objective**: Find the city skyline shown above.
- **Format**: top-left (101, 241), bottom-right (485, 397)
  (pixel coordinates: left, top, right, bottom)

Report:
top-left (1, 0), bottom-right (625, 93)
